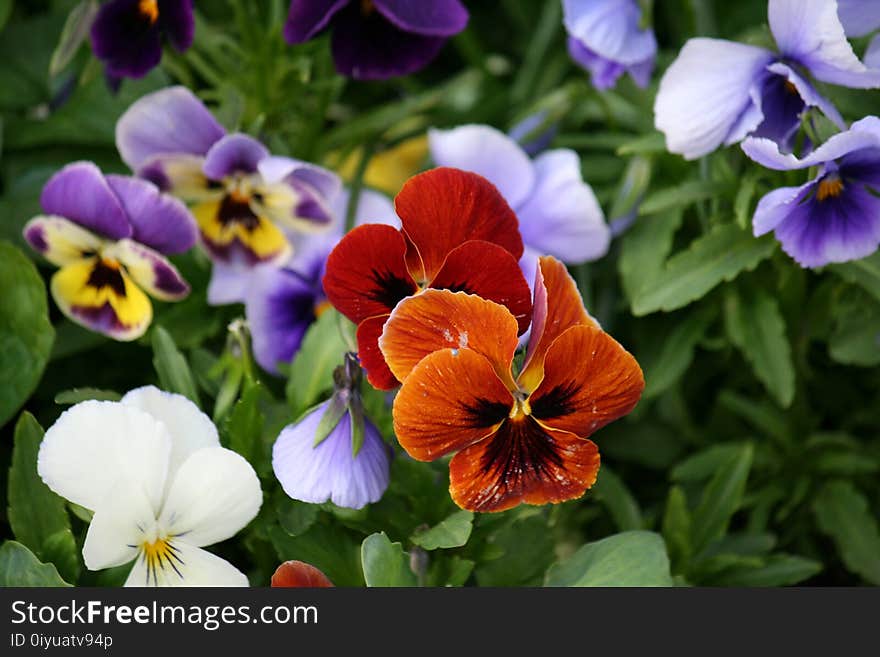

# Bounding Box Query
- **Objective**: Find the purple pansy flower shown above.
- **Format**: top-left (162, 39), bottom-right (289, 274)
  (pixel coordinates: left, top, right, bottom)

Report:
top-left (837, 0), bottom-right (880, 38)
top-left (91, 0), bottom-right (194, 80)
top-left (655, 0), bottom-right (880, 160)
top-left (116, 87), bottom-right (338, 297)
top-left (563, 0), bottom-right (657, 91)
top-left (273, 355), bottom-right (390, 509)
top-left (283, 0), bottom-right (469, 80)
top-left (247, 186), bottom-right (398, 375)
top-left (742, 116), bottom-right (880, 268)
top-left (22, 162), bottom-right (196, 341)
top-left (428, 124), bottom-right (610, 286)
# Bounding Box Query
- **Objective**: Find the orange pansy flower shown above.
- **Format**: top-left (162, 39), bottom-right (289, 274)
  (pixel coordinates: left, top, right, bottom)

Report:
top-left (379, 256), bottom-right (644, 512)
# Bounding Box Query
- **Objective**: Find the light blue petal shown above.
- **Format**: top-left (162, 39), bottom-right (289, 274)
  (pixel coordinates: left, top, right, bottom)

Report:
top-left (836, 0), bottom-right (880, 39)
top-left (655, 38), bottom-right (773, 159)
top-left (562, 0), bottom-right (656, 67)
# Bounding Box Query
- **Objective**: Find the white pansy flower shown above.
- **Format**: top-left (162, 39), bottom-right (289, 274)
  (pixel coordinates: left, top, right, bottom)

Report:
top-left (38, 386), bottom-right (262, 587)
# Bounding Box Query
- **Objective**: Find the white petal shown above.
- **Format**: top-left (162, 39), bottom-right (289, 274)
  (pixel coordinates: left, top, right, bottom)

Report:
top-left (121, 386), bottom-right (220, 480)
top-left (654, 38), bottom-right (773, 159)
top-left (428, 125), bottom-right (536, 208)
top-left (159, 447), bottom-right (262, 547)
top-left (125, 541), bottom-right (249, 587)
top-left (515, 149), bottom-right (610, 264)
top-left (770, 0), bottom-right (880, 88)
top-left (82, 481), bottom-right (154, 571)
top-left (37, 401), bottom-right (170, 513)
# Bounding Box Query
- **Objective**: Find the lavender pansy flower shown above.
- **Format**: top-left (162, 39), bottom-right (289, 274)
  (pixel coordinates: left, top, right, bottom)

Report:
top-left (91, 0), bottom-right (194, 80)
top-left (742, 116), bottom-right (880, 268)
top-left (655, 0), bottom-right (880, 160)
top-left (428, 124), bottom-right (610, 285)
top-left (563, 0), bottom-right (657, 91)
top-left (837, 0), bottom-right (880, 38)
top-left (247, 186), bottom-right (398, 375)
top-left (283, 0), bottom-right (468, 80)
top-left (22, 162), bottom-right (195, 341)
top-left (116, 87), bottom-right (337, 288)
top-left (273, 355), bottom-right (390, 509)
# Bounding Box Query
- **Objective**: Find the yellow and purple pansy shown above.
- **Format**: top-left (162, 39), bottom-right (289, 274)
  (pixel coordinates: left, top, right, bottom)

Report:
top-left (23, 162), bottom-right (196, 341)
top-left (115, 87), bottom-right (340, 304)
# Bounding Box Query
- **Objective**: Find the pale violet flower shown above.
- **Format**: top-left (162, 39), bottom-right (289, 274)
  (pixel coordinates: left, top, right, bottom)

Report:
top-left (38, 386), bottom-right (262, 587)
top-left (655, 0), bottom-right (880, 160)
top-left (563, 0), bottom-right (657, 90)
top-left (428, 124), bottom-right (610, 283)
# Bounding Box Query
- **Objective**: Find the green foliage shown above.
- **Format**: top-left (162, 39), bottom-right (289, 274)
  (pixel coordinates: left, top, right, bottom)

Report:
top-left (286, 309), bottom-right (349, 417)
top-left (813, 482), bottom-right (880, 584)
top-left (545, 531), bottom-right (673, 587)
top-left (151, 325), bottom-right (201, 406)
top-left (0, 241), bottom-right (55, 427)
top-left (7, 413), bottom-right (80, 583)
top-left (0, 541), bottom-right (71, 587)
top-left (361, 532), bottom-right (418, 587)
top-left (411, 510), bottom-right (474, 550)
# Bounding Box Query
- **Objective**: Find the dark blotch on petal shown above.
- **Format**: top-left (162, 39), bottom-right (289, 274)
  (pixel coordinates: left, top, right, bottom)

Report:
top-left (87, 260), bottom-right (127, 297)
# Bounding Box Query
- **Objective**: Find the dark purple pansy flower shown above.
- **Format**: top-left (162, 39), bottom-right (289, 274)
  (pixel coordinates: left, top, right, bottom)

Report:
top-left (283, 0), bottom-right (468, 80)
top-left (91, 0), bottom-right (194, 79)
top-left (743, 116), bottom-right (880, 268)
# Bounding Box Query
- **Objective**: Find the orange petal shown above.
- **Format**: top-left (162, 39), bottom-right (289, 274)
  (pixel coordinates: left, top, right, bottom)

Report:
top-left (529, 325), bottom-right (644, 438)
top-left (392, 348), bottom-right (513, 461)
top-left (356, 315), bottom-right (400, 390)
top-left (519, 255), bottom-right (598, 392)
top-left (395, 167), bottom-right (523, 283)
top-left (430, 240), bottom-right (532, 335)
top-left (448, 418), bottom-right (600, 513)
top-left (271, 560), bottom-right (334, 587)
top-left (379, 289), bottom-right (519, 388)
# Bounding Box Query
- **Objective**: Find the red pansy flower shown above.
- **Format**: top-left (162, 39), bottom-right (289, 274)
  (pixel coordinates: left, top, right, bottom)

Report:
top-left (271, 560), bottom-right (334, 587)
top-left (322, 167), bottom-right (532, 389)
top-left (379, 256), bottom-right (644, 513)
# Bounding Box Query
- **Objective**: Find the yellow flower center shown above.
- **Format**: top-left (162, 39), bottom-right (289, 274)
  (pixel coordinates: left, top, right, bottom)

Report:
top-left (139, 0), bottom-right (160, 25)
top-left (816, 177), bottom-right (844, 201)
top-left (361, 0), bottom-right (375, 15)
top-left (142, 537), bottom-right (184, 584)
top-left (314, 300), bottom-right (332, 318)
top-left (509, 394), bottom-right (532, 420)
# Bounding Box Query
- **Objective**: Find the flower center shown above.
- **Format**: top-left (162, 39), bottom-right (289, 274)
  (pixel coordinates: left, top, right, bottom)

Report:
top-left (784, 80), bottom-right (799, 96)
top-left (138, 0), bottom-right (159, 25)
top-left (509, 392), bottom-right (532, 420)
top-left (816, 175), bottom-right (844, 201)
top-left (314, 299), bottom-right (332, 318)
top-left (141, 536), bottom-right (184, 584)
top-left (361, 0), bottom-right (375, 16)
top-left (86, 258), bottom-right (127, 297)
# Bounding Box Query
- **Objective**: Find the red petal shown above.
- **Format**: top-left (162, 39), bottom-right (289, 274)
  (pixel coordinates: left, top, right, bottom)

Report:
top-left (519, 255), bottom-right (598, 392)
top-left (449, 418), bottom-right (600, 513)
top-left (392, 347), bottom-right (513, 461)
top-left (271, 560), bottom-right (334, 587)
top-left (530, 325), bottom-right (644, 438)
top-left (323, 224), bottom-right (417, 325)
top-left (430, 240), bottom-right (532, 335)
top-left (396, 167), bottom-right (523, 282)
top-left (357, 315), bottom-right (401, 390)
top-left (379, 289), bottom-right (519, 389)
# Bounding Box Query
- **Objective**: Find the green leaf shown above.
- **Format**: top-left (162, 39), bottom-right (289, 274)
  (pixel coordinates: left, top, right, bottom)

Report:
top-left (7, 413), bottom-right (80, 583)
top-left (662, 486), bottom-right (692, 569)
top-left (361, 532), bottom-right (418, 587)
top-left (671, 443), bottom-right (745, 482)
top-left (475, 515), bottom-right (555, 586)
top-left (829, 295), bottom-right (880, 366)
top-left (632, 224), bottom-right (776, 316)
top-left (286, 309), bottom-right (348, 416)
top-left (618, 210), bottom-right (683, 304)
top-left (225, 382), bottom-right (263, 467)
top-left (411, 510), bottom-right (474, 550)
top-left (711, 555), bottom-right (822, 587)
top-left (0, 541), bottom-right (71, 587)
top-left (545, 531), bottom-right (674, 587)
top-left (151, 325), bottom-right (200, 406)
top-left (275, 497), bottom-right (319, 537)
top-left (268, 523), bottom-right (364, 587)
top-left (724, 287), bottom-right (795, 407)
top-left (691, 443), bottom-right (754, 553)
top-left (829, 251), bottom-right (880, 304)
top-left (641, 308), bottom-right (714, 398)
top-left (638, 181), bottom-right (730, 216)
top-left (48, 0), bottom-right (98, 77)
top-left (734, 174), bottom-right (758, 231)
top-left (591, 467), bottom-right (642, 531)
top-left (0, 241), bottom-right (55, 427)
top-left (54, 387), bottom-right (122, 404)
top-left (616, 131), bottom-right (667, 156)
top-left (313, 393), bottom-right (346, 447)
top-left (813, 481), bottom-right (880, 584)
